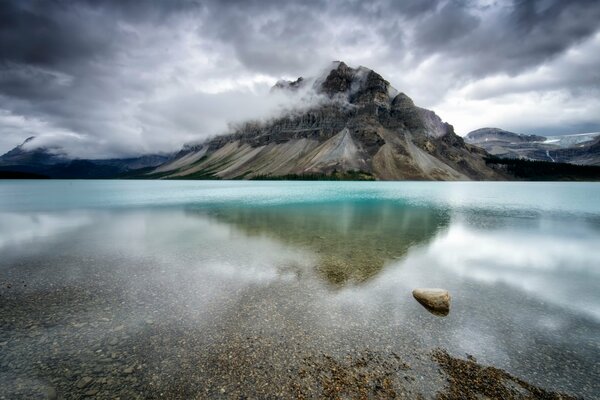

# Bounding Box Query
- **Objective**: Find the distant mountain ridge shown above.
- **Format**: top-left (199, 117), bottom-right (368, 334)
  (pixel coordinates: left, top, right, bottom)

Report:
top-left (0, 137), bottom-right (171, 178)
top-left (465, 128), bottom-right (545, 144)
top-left (147, 61), bottom-right (504, 180)
top-left (465, 128), bottom-right (600, 166)
top-left (0, 136), bottom-right (69, 166)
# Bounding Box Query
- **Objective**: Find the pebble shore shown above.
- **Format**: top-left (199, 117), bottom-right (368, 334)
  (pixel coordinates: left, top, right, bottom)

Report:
top-left (0, 279), bottom-right (580, 399)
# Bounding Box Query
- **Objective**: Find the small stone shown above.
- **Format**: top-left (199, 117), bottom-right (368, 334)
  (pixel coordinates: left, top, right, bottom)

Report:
top-left (412, 288), bottom-right (450, 316)
top-left (45, 386), bottom-right (57, 400)
top-left (76, 376), bottom-right (93, 389)
top-left (84, 389), bottom-right (98, 396)
top-left (123, 366), bottom-right (134, 374)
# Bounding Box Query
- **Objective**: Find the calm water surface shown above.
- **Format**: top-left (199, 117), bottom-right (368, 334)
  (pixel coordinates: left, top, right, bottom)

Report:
top-left (0, 181), bottom-right (599, 399)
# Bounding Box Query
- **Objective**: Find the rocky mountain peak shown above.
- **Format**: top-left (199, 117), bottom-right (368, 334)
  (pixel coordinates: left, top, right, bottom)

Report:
top-left (316, 62), bottom-right (393, 105)
top-left (147, 61), bottom-right (508, 181)
top-left (272, 61), bottom-right (394, 108)
top-left (318, 61), bottom-right (356, 96)
top-left (350, 69), bottom-right (392, 106)
top-left (272, 76), bottom-right (305, 92)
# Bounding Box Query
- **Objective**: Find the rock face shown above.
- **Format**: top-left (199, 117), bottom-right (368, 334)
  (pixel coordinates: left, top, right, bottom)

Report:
top-left (149, 62), bottom-right (505, 180)
top-left (412, 288), bottom-right (450, 316)
top-left (465, 128), bottom-right (600, 166)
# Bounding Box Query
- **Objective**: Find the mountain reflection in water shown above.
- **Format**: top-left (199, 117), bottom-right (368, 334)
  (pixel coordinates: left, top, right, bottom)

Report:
top-left (200, 201), bottom-right (449, 286)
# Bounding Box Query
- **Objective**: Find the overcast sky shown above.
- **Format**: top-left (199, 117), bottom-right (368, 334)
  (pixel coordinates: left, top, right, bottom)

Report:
top-left (1, 0), bottom-right (599, 158)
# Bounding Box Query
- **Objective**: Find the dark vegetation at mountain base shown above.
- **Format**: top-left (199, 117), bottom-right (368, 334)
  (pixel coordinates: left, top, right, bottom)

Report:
top-left (485, 157), bottom-right (600, 181)
top-left (0, 162), bottom-right (122, 179)
top-left (0, 170), bottom-right (50, 179)
top-left (117, 166), bottom-right (171, 179)
top-left (152, 169), bottom-right (376, 181)
top-left (250, 170), bottom-right (376, 181)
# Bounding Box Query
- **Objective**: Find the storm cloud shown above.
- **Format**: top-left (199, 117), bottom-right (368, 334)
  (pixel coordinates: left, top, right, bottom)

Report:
top-left (1, 0), bottom-right (599, 157)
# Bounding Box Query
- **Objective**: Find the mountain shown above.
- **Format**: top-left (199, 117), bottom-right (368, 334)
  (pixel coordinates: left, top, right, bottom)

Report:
top-left (465, 128), bottom-right (545, 144)
top-left (147, 62), bottom-right (504, 181)
top-left (465, 128), bottom-right (600, 166)
top-left (0, 137), bottom-right (171, 178)
top-left (0, 136), bottom-right (69, 166)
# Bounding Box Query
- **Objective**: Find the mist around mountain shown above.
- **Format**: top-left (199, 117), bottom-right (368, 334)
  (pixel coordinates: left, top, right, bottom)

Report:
top-left (145, 62), bottom-right (504, 181)
top-left (0, 137), bottom-right (170, 179)
top-left (465, 128), bottom-right (600, 166)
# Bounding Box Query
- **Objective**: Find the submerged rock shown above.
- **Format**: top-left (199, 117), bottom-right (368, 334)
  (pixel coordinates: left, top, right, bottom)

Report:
top-left (412, 288), bottom-right (450, 316)
top-left (76, 377), bottom-right (93, 389)
top-left (44, 386), bottom-right (57, 400)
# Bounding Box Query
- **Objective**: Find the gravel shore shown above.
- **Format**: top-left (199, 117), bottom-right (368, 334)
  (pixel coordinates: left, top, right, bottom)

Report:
top-left (0, 280), bottom-right (581, 399)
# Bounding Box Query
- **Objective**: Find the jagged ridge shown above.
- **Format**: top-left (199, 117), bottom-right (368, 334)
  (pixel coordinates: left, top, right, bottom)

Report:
top-left (150, 62), bottom-right (505, 181)
top-left (465, 128), bottom-right (600, 166)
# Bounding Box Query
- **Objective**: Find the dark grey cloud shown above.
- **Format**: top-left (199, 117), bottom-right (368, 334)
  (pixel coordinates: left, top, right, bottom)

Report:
top-left (419, 0), bottom-right (600, 78)
top-left (0, 1), bottom-right (109, 67)
top-left (0, 0), bottom-right (599, 157)
top-left (414, 1), bottom-right (480, 50)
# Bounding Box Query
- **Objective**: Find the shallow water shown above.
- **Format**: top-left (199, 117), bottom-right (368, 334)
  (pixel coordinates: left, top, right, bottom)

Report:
top-left (0, 181), bottom-right (599, 398)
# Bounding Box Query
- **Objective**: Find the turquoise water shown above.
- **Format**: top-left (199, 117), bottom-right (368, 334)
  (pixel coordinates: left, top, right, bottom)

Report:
top-left (0, 180), bottom-right (599, 398)
top-left (1, 180), bottom-right (598, 213)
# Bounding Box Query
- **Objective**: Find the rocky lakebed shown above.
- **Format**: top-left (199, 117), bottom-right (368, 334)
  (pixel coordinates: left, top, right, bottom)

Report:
top-left (1, 180), bottom-right (599, 399)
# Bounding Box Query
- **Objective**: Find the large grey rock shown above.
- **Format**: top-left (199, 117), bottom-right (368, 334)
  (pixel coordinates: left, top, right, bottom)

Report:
top-left (412, 288), bottom-right (450, 316)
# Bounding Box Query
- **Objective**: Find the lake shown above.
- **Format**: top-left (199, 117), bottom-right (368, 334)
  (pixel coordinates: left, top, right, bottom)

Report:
top-left (1, 180), bottom-right (599, 399)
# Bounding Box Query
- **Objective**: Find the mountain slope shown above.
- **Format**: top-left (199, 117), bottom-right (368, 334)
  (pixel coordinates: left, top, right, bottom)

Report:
top-left (149, 62), bottom-right (504, 181)
top-left (465, 128), bottom-right (600, 166)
